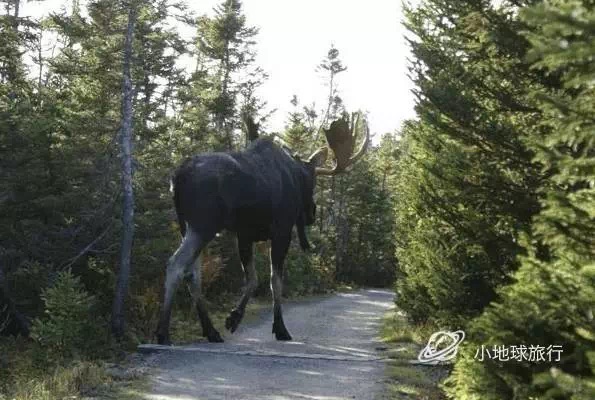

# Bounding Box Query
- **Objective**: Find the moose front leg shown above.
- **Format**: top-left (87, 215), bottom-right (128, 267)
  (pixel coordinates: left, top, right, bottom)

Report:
top-left (270, 233), bottom-right (292, 341)
top-left (226, 239), bottom-right (257, 333)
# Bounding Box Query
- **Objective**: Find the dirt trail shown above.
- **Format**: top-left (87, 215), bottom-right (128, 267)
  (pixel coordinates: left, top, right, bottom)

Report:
top-left (138, 289), bottom-right (395, 400)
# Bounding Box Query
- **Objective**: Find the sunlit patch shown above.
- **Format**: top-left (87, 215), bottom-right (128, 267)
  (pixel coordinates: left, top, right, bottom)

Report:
top-left (333, 315), bottom-right (351, 320)
top-left (345, 310), bottom-right (376, 315)
top-left (334, 345), bottom-right (373, 354)
top-left (203, 382), bottom-right (244, 390)
top-left (354, 299), bottom-right (393, 308)
top-left (282, 392), bottom-right (349, 400)
top-left (337, 293), bottom-right (363, 298)
top-left (146, 395), bottom-right (197, 400)
top-left (296, 369), bottom-right (324, 376)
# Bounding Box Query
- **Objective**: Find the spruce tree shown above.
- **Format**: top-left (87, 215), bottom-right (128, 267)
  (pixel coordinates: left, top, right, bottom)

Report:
top-left (446, 1), bottom-right (595, 397)
top-left (395, 0), bottom-right (546, 326)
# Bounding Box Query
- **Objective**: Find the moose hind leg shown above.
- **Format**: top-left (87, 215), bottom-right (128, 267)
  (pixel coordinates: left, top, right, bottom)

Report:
top-left (270, 235), bottom-right (292, 341)
top-left (226, 239), bottom-right (257, 333)
top-left (189, 259), bottom-right (223, 342)
top-left (156, 228), bottom-right (201, 345)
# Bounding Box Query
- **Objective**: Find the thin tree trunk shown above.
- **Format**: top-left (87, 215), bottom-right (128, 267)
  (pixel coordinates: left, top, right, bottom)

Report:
top-left (318, 178), bottom-right (325, 234)
top-left (221, 46), bottom-right (233, 150)
top-left (139, 35), bottom-right (153, 133)
top-left (111, 4), bottom-right (137, 339)
top-left (334, 176), bottom-right (348, 280)
top-left (13, 0), bottom-right (19, 20)
top-left (37, 29), bottom-right (43, 88)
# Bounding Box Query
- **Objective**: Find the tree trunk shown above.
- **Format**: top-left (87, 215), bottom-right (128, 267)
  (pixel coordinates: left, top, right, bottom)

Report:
top-left (221, 45), bottom-right (233, 150)
top-left (111, 4), bottom-right (137, 339)
top-left (334, 176), bottom-right (348, 281)
top-left (318, 178), bottom-right (325, 234)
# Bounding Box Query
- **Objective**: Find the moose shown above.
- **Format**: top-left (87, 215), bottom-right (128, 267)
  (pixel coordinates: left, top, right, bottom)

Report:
top-left (156, 113), bottom-right (369, 345)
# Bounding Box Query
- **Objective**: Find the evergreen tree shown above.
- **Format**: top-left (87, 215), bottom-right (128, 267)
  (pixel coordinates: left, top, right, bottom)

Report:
top-left (281, 95), bottom-right (316, 157)
top-left (447, 1), bottom-right (595, 397)
top-left (395, 0), bottom-right (546, 326)
top-left (193, 0), bottom-right (262, 150)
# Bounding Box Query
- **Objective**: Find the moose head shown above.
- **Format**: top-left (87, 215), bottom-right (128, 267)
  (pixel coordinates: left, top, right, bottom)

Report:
top-left (296, 113), bottom-right (370, 241)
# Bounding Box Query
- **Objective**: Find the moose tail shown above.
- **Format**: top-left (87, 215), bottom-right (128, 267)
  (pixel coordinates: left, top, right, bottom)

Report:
top-left (171, 177), bottom-right (186, 238)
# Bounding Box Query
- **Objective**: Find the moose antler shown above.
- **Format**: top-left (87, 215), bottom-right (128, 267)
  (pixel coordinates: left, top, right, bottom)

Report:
top-left (312, 112), bottom-right (370, 176)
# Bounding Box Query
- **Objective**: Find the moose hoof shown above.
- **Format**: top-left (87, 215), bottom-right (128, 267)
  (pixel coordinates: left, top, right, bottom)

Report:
top-left (156, 334), bottom-right (172, 346)
top-left (225, 309), bottom-right (243, 333)
top-left (206, 329), bottom-right (224, 343)
top-left (272, 324), bottom-right (292, 341)
top-left (274, 330), bottom-right (293, 341)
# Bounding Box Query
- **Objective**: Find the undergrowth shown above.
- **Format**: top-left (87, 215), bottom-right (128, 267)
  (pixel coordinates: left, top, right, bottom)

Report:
top-left (380, 310), bottom-right (449, 400)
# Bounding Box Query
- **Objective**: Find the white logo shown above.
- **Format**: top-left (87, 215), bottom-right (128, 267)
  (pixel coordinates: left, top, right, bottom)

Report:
top-left (417, 330), bottom-right (465, 364)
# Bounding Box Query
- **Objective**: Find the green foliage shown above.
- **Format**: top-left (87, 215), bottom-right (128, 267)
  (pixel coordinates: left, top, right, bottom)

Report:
top-left (0, 338), bottom-right (110, 400)
top-left (285, 236), bottom-right (335, 296)
top-left (249, 239), bottom-right (334, 298)
top-left (395, 0), bottom-right (545, 329)
top-left (445, 1), bottom-right (595, 398)
top-left (393, 0), bottom-right (594, 398)
top-left (189, 0), bottom-right (265, 151)
top-left (381, 310), bottom-right (450, 399)
top-left (31, 271), bottom-right (101, 359)
top-left (445, 256), bottom-right (595, 399)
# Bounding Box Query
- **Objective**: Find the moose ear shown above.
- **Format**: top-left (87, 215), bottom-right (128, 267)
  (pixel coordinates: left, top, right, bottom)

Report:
top-left (307, 147), bottom-right (328, 168)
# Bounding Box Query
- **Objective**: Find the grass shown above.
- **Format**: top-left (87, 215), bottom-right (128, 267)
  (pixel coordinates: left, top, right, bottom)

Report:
top-left (380, 310), bottom-right (450, 400)
top-left (0, 335), bottom-right (151, 400)
top-left (1, 361), bottom-right (108, 400)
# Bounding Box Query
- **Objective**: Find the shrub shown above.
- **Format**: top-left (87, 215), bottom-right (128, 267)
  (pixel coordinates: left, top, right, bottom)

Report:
top-left (31, 271), bottom-right (99, 359)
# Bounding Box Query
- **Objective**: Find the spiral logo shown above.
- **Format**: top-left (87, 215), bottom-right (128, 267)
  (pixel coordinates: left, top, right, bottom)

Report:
top-left (417, 330), bottom-right (465, 364)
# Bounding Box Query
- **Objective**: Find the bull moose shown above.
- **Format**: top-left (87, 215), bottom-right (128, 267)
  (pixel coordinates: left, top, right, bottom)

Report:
top-left (156, 113), bottom-right (370, 345)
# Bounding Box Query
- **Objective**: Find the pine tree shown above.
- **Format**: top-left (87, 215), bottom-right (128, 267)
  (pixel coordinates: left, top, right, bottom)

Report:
top-left (281, 95), bottom-right (316, 157)
top-left (395, 0), bottom-right (546, 326)
top-left (193, 0), bottom-right (262, 150)
top-left (446, 1), bottom-right (595, 397)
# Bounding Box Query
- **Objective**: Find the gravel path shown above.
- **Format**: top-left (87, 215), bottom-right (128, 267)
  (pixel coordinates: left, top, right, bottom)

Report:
top-left (138, 289), bottom-right (395, 400)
